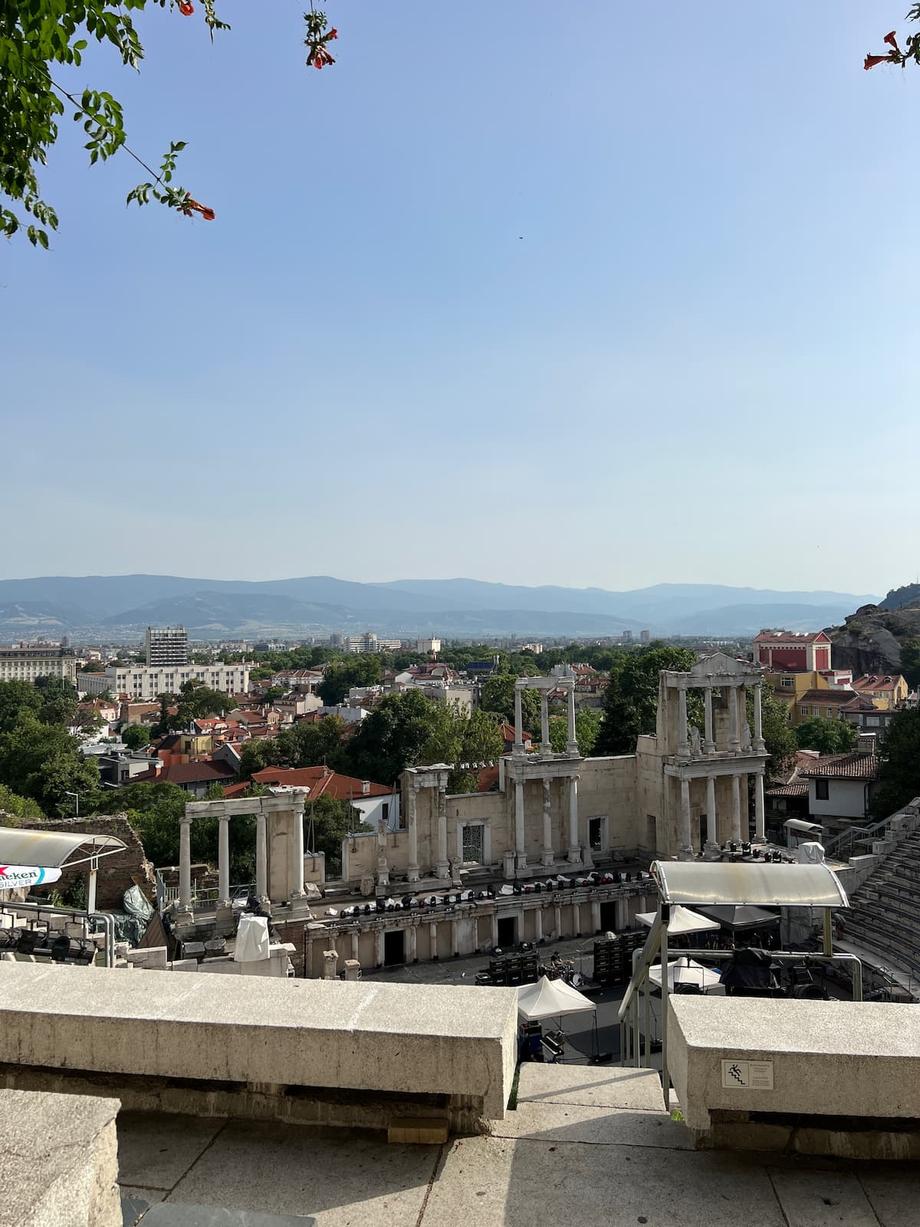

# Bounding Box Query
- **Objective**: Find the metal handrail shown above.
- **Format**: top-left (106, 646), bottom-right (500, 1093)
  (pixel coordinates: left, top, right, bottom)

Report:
top-left (0, 900), bottom-right (117, 967)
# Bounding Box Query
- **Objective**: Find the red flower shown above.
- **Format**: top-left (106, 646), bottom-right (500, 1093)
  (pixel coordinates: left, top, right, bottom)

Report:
top-left (184, 197), bottom-right (216, 221)
top-left (864, 53), bottom-right (891, 69)
top-left (883, 30), bottom-right (901, 51)
top-left (178, 1), bottom-right (194, 14)
top-left (327, 28), bottom-right (338, 40)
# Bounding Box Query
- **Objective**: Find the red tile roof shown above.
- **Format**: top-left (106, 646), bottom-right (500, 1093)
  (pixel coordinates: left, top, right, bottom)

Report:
top-left (765, 781), bottom-right (810, 797)
top-left (755, 630), bottom-right (830, 644)
top-left (798, 689), bottom-right (856, 704)
top-left (248, 766), bottom-right (392, 799)
top-left (798, 752), bottom-right (879, 781)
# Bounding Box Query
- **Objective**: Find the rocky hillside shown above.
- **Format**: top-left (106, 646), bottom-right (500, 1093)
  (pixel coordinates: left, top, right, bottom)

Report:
top-left (826, 597), bottom-right (920, 676)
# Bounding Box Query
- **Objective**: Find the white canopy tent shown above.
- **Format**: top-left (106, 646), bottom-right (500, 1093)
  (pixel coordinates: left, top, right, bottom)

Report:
top-left (517, 975), bottom-right (596, 1021)
top-left (635, 905), bottom-right (720, 936)
top-left (648, 958), bottom-right (722, 992)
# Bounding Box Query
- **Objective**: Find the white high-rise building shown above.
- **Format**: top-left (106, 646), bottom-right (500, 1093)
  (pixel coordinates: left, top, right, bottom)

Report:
top-left (145, 625), bottom-right (189, 668)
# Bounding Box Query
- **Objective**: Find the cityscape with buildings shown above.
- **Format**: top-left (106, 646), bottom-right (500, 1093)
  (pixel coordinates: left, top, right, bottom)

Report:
top-left (6, 3), bottom-right (920, 1224)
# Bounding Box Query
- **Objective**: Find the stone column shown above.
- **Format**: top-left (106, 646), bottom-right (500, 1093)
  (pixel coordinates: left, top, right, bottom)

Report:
top-left (322, 948), bottom-right (338, 979)
top-left (753, 683), bottom-right (765, 752)
top-left (706, 775), bottom-right (717, 844)
top-left (491, 912), bottom-right (499, 947)
top-left (542, 779), bottom-right (554, 866)
top-left (515, 780), bottom-right (527, 871)
top-left (679, 777), bottom-right (692, 858)
top-left (615, 898), bottom-right (629, 931)
top-left (436, 784), bottom-right (449, 879)
top-left (591, 900), bottom-right (601, 932)
top-left (703, 686), bottom-right (716, 754)
top-left (513, 686), bottom-right (524, 754)
top-left (407, 783), bottom-right (420, 882)
top-left (217, 815), bottom-right (230, 907)
top-left (566, 683), bottom-right (578, 754)
top-left (408, 924), bottom-right (418, 962)
top-left (540, 695), bottom-right (551, 755)
top-left (429, 920), bottom-right (439, 959)
top-left (451, 918), bottom-right (460, 957)
top-left (554, 903), bottom-right (562, 938)
top-left (731, 773), bottom-right (742, 841)
top-left (350, 930), bottom-right (359, 961)
top-left (567, 776), bottom-right (580, 863)
top-left (289, 793), bottom-right (306, 899)
top-left (376, 929), bottom-right (385, 967)
top-left (754, 769), bottom-right (766, 841)
top-left (255, 811), bottom-right (268, 900)
top-left (178, 814), bottom-right (193, 912)
top-left (304, 935), bottom-right (314, 977)
top-left (729, 685), bottom-right (741, 751)
top-left (533, 907), bottom-right (543, 943)
top-left (677, 682), bottom-right (690, 756)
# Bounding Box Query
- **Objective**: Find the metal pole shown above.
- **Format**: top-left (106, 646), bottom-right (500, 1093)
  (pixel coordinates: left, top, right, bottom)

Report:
top-left (822, 909), bottom-right (834, 957)
top-left (86, 856), bottom-right (98, 915)
top-left (660, 902), bottom-right (670, 1109)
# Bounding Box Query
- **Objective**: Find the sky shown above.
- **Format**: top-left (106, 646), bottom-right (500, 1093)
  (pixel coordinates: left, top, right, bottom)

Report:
top-left (1, 1), bottom-right (919, 594)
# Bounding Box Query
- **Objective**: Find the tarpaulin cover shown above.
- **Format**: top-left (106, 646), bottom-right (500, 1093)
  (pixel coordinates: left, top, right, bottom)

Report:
top-left (516, 975), bottom-right (596, 1020)
top-left (651, 861), bottom-right (848, 908)
top-left (234, 913), bottom-right (271, 962)
top-left (635, 905), bottom-right (720, 935)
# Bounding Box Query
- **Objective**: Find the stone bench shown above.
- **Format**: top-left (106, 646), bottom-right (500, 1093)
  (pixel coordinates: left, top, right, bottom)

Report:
top-left (668, 995), bottom-right (920, 1157)
top-left (0, 962), bottom-right (517, 1130)
top-left (0, 1088), bottom-right (121, 1227)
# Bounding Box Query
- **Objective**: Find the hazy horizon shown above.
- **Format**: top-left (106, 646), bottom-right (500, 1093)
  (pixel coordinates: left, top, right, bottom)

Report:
top-left (3, 3), bottom-right (918, 591)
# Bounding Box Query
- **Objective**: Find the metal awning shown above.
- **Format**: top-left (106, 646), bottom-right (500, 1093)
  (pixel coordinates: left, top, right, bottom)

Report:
top-left (0, 828), bottom-right (126, 869)
top-left (784, 819), bottom-right (823, 834)
top-left (651, 860), bottom-right (849, 909)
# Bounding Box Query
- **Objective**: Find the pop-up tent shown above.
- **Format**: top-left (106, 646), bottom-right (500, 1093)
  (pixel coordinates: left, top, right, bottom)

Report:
top-left (517, 975), bottom-right (596, 1020)
top-left (648, 957), bottom-right (722, 992)
top-left (635, 905), bottom-right (720, 936)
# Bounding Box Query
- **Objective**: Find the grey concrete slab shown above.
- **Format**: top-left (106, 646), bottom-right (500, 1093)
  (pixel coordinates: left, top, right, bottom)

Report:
top-left (169, 1119), bottom-right (439, 1227)
top-left (117, 1112), bottom-right (226, 1190)
top-left (852, 1168), bottom-right (920, 1227)
top-left (119, 1186), bottom-right (166, 1204)
top-left (494, 1100), bottom-right (693, 1149)
top-left (423, 1135), bottom-right (788, 1227)
top-left (516, 1063), bottom-right (665, 1110)
top-left (768, 1169), bottom-right (881, 1226)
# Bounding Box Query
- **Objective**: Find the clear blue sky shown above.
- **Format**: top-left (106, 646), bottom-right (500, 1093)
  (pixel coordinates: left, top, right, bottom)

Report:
top-left (2, 1), bottom-right (917, 593)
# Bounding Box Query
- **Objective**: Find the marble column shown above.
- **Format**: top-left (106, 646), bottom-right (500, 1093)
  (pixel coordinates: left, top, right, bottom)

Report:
top-left (451, 918), bottom-right (460, 957)
top-left (304, 935), bottom-right (314, 977)
top-left (429, 920), bottom-right (439, 959)
top-left (754, 769), bottom-right (766, 841)
top-left (567, 776), bottom-right (580, 863)
top-left (729, 686), bottom-right (741, 751)
top-left (554, 903), bottom-right (562, 938)
top-left (289, 795), bottom-right (306, 899)
top-left (615, 898), bottom-right (628, 931)
top-left (703, 686), bottom-right (716, 753)
top-left (677, 683), bottom-right (690, 756)
top-left (436, 784), bottom-right (449, 879)
top-left (731, 773), bottom-right (742, 841)
top-left (540, 695), bottom-right (551, 755)
top-left (515, 780), bottom-right (527, 871)
top-left (217, 815), bottom-right (230, 907)
top-left (407, 924), bottom-right (417, 962)
top-left (255, 811), bottom-right (268, 900)
top-left (753, 683), bottom-right (766, 752)
top-left (513, 686), bottom-right (524, 754)
top-left (491, 912), bottom-right (499, 947)
top-left (566, 683), bottom-right (579, 754)
top-left (706, 775), bottom-right (717, 845)
top-left (679, 777), bottom-right (692, 857)
top-left (375, 930), bottom-right (385, 967)
top-left (178, 815), bottom-right (193, 911)
top-left (591, 900), bottom-right (601, 932)
top-left (407, 783), bottom-right (420, 882)
top-left (533, 907), bottom-right (543, 943)
top-left (541, 779), bottom-right (554, 866)
top-left (350, 930), bottom-right (360, 961)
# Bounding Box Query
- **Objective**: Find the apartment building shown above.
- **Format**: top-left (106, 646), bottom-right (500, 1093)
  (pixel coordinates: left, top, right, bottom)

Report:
top-left (0, 643), bottom-right (77, 685)
top-left (145, 625), bottom-right (189, 667)
top-left (80, 662), bottom-right (250, 700)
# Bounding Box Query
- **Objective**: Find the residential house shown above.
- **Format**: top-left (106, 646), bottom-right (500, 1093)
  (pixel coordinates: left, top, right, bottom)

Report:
top-left (795, 688), bottom-right (857, 722)
top-left (234, 765), bottom-right (398, 830)
top-left (796, 737), bottom-right (880, 834)
top-left (754, 630), bottom-right (833, 672)
top-left (839, 695), bottom-right (899, 741)
top-left (851, 674), bottom-right (909, 710)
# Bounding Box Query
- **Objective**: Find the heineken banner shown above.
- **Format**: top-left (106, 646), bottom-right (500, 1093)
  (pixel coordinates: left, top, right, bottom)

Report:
top-left (0, 865), bottom-right (63, 889)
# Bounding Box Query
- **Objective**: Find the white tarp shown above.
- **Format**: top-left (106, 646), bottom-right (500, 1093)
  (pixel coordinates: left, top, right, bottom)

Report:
top-left (234, 913), bottom-right (270, 962)
top-left (648, 958), bottom-right (722, 991)
top-left (0, 865), bottom-right (62, 889)
top-left (516, 975), bottom-right (596, 1020)
top-left (652, 860), bottom-right (849, 908)
top-left (635, 905), bottom-right (720, 935)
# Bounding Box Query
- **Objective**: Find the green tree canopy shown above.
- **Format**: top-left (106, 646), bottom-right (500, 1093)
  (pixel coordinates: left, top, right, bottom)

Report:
top-left (900, 640), bottom-right (920, 689)
top-left (549, 707), bottom-right (603, 756)
top-left (871, 708), bottom-right (920, 818)
top-left (121, 723), bottom-right (151, 750)
top-left (273, 716), bottom-right (348, 772)
top-left (478, 675), bottom-right (542, 732)
top-left (795, 717), bottom-right (857, 756)
top-left (0, 783), bottom-right (45, 822)
top-left (750, 686), bottom-right (796, 780)
top-left (304, 794), bottom-right (363, 875)
top-left (345, 690), bottom-right (460, 785)
top-left (0, 711), bottom-right (100, 816)
top-left (594, 646), bottom-right (698, 756)
top-left (317, 657), bottom-right (382, 707)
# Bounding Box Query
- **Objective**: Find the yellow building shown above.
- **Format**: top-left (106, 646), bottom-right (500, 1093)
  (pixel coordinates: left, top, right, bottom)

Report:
top-left (851, 674), bottom-right (909, 710)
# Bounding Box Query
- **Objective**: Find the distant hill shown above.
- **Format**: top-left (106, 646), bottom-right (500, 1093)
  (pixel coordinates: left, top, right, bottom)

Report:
top-left (0, 574), bottom-right (879, 639)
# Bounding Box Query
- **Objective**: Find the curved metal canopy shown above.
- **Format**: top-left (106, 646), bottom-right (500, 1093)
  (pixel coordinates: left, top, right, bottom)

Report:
top-left (651, 860), bottom-right (849, 909)
top-left (0, 828), bottom-right (126, 869)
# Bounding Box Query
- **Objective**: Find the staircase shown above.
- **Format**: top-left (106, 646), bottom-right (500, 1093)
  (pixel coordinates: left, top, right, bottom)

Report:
top-left (839, 801), bottom-right (920, 981)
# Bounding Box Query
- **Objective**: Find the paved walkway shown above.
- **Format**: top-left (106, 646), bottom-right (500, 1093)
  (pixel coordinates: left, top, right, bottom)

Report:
top-left (117, 1066), bottom-right (920, 1226)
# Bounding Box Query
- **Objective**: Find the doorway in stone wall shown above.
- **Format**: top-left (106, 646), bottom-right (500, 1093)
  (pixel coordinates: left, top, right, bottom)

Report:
top-left (384, 930), bottom-right (405, 966)
top-left (462, 823), bottom-right (484, 865)
top-left (496, 916), bottom-right (517, 949)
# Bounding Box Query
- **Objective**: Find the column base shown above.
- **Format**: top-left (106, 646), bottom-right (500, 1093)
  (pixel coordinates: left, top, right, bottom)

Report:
top-left (565, 742), bottom-right (580, 756)
top-left (542, 850), bottom-right (554, 867)
top-left (516, 853), bottom-right (528, 873)
top-left (435, 862), bottom-right (450, 881)
top-left (407, 866), bottom-right (420, 882)
top-left (677, 845), bottom-right (696, 861)
top-left (567, 847), bottom-right (580, 864)
top-left (703, 741), bottom-right (716, 755)
top-left (503, 852), bottom-right (516, 879)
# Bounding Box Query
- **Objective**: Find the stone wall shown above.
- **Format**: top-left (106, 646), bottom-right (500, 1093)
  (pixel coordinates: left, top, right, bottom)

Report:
top-left (14, 815), bottom-right (154, 911)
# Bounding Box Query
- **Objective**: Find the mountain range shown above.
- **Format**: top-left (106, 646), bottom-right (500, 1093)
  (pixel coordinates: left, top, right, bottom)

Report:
top-left (0, 575), bottom-right (879, 641)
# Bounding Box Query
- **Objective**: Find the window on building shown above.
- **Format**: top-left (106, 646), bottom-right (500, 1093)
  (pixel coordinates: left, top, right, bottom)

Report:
top-left (815, 779), bottom-right (830, 801)
top-left (381, 802), bottom-right (389, 825)
top-left (781, 677), bottom-right (794, 688)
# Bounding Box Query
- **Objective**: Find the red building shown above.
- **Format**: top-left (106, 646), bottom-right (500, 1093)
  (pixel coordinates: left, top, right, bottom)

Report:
top-left (754, 630), bottom-right (832, 673)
